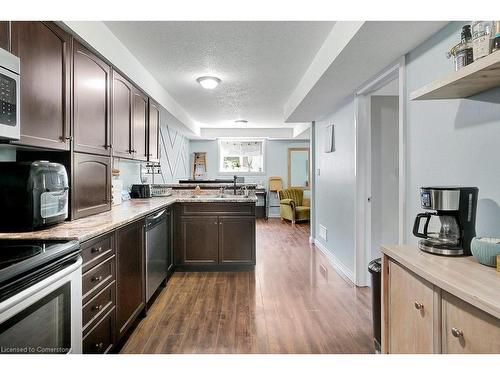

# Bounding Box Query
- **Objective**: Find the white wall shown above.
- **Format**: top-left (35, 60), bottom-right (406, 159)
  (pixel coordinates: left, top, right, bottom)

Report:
top-left (314, 99), bottom-right (356, 272)
top-left (189, 139), bottom-right (310, 216)
top-left (370, 96), bottom-right (399, 260)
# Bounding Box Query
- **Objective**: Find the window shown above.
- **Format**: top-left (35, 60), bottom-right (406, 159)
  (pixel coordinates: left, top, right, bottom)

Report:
top-left (218, 139), bottom-right (265, 174)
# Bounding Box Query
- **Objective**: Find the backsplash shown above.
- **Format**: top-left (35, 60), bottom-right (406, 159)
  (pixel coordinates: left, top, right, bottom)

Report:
top-left (115, 123), bottom-right (190, 192)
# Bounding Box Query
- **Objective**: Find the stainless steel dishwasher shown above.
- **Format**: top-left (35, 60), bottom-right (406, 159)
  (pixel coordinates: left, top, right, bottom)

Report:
top-left (145, 208), bottom-right (169, 302)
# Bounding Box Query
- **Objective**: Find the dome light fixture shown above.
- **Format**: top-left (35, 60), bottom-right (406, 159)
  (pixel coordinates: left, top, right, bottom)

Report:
top-left (196, 76), bottom-right (221, 90)
top-left (234, 119), bottom-right (248, 125)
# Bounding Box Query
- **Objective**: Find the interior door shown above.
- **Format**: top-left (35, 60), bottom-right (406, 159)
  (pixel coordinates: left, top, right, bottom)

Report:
top-left (73, 41), bottom-right (111, 156)
top-left (10, 21), bottom-right (71, 150)
top-left (132, 88), bottom-right (148, 161)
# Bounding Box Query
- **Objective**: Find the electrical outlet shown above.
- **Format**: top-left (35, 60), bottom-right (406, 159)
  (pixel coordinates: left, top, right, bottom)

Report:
top-left (319, 225), bottom-right (327, 241)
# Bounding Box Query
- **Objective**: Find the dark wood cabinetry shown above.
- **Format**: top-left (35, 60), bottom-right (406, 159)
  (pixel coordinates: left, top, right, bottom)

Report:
top-left (180, 216), bottom-right (219, 265)
top-left (148, 99), bottom-right (160, 163)
top-left (132, 88), bottom-right (148, 161)
top-left (219, 216), bottom-right (256, 265)
top-left (73, 41), bottom-right (111, 156)
top-left (0, 21), bottom-right (9, 50)
top-left (11, 21), bottom-right (71, 150)
top-left (116, 219), bottom-right (145, 341)
top-left (73, 153), bottom-right (111, 219)
top-left (112, 71), bottom-right (133, 159)
top-left (177, 203), bottom-right (256, 269)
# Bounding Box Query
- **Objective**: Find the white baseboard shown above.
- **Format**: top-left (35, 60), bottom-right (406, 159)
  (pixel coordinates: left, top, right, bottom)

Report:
top-left (313, 238), bottom-right (356, 285)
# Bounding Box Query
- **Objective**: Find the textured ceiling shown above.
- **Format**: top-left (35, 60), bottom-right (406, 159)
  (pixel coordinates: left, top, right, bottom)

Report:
top-left (105, 21), bottom-right (334, 128)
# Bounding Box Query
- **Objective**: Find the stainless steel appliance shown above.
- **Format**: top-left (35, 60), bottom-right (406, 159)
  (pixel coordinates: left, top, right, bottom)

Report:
top-left (145, 209), bottom-right (170, 302)
top-left (130, 184), bottom-right (152, 199)
top-left (0, 161), bottom-right (69, 231)
top-left (413, 186), bottom-right (478, 256)
top-left (0, 240), bottom-right (82, 354)
top-left (0, 48), bottom-right (20, 141)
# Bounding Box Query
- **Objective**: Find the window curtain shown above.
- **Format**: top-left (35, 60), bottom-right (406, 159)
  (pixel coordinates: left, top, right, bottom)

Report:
top-left (220, 141), bottom-right (262, 157)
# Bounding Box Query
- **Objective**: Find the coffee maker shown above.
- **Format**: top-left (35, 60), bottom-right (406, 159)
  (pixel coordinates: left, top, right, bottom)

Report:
top-left (413, 186), bottom-right (478, 256)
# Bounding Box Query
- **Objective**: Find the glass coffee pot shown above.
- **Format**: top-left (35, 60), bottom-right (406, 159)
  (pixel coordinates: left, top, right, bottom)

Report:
top-left (413, 212), bottom-right (461, 247)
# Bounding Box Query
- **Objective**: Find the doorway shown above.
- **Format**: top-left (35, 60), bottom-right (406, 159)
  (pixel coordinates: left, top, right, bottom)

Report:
top-left (354, 58), bottom-right (405, 286)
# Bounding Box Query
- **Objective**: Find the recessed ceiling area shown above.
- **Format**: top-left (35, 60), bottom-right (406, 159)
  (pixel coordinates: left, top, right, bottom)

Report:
top-left (104, 21), bottom-right (334, 129)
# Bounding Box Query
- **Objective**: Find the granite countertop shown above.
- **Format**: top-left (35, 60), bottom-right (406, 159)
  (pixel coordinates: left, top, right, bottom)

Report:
top-left (381, 244), bottom-right (500, 319)
top-left (0, 195), bottom-right (257, 242)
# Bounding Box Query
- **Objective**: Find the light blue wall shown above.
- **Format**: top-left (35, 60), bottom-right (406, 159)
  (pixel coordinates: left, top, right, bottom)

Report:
top-left (314, 99), bottom-right (356, 271)
top-left (189, 139), bottom-right (310, 216)
top-left (406, 21), bottom-right (500, 242)
top-left (313, 21), bottom-right (500, 277)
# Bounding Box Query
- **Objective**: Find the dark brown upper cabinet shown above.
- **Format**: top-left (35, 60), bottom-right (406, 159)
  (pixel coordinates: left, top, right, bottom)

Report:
top-left (132, 88), bottom-right (148, 161)
top-left (72, 152), bottom-right (111, 219)
top-left (112, 71), bottom-right (133, 159)
top-left (0, 22), bottom-right (10, 51)
top-left (11, 21), bottom-right (71, 150)
top-left (115, 219), bottom-right (145, 341)
top-left (73, 41), bottom-right (111, 156)
top-left (148, 99), bottom-right (160, 163)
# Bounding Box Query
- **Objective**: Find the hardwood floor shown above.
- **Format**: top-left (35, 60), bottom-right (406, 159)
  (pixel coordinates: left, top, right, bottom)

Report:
top-left (120, 219), bottom-right (374, 354)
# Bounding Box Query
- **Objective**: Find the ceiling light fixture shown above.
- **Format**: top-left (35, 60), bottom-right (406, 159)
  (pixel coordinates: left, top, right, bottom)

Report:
top-left (196, 76), bottom-right (221, 90)
top-left (234, 120), bottom-right (248, 125)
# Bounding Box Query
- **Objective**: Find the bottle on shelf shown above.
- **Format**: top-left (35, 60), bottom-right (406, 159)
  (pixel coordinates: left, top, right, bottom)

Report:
top-left (492, 21), bottom-right (500, 53)
top-left (471, 21), bottom-right (493, 61)
top-left (447, 24), bottom-right (474, 71)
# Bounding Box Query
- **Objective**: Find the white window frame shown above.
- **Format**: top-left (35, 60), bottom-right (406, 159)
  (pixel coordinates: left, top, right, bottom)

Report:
top-left (217, 138), bottom-right (266, 176)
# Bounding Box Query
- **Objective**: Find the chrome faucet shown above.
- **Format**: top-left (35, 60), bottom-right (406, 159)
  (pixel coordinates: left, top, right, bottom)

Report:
top-left (233, 175), bottom-right (237, 195)
top-left (219, 186), bottom-right (225, 196)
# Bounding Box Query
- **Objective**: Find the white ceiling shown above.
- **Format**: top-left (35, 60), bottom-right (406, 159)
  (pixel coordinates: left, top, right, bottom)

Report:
top-left (105, 21), bottom-right (334, 129)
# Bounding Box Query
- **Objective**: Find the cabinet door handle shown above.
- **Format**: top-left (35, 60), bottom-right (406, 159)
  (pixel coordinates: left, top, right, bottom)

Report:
top-left (91, 275), bottom-right (103, 283)
top-left (214, 221), bottom-right (218, 225)
top-left (91, 246), bottom-right (103, 253)
top-left (95, 342), bottom-right (104, 350)
top-left (92, 304), bottom-right (103, 311)
top-left (451, 328), bottom-right (463, 338)
top-left (414, 301), bottom-right (424, 310)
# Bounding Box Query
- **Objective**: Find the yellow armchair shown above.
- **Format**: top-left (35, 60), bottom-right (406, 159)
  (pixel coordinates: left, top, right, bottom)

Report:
top-left (278, 189), bottom-right (310, 224)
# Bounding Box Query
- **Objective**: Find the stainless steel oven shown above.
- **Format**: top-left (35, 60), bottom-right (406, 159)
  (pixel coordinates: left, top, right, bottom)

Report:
top-left (0, 47), bottom-right (20, 141)
top-left (0, 241), bottom-right (82, 354)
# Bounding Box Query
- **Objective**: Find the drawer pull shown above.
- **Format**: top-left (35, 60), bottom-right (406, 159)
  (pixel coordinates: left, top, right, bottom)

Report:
top-left (91, 246), bottom-right (103, 253)
top-left (95, 342), bottom-right (104, 350)
top-left (93, 304), bottom-right (103, 311)
top-left (414, 301), bottom-right (424, 310)
top-left (91, 275), bottom-right (103, 283)
top-left (451, 328), bottom-right (463, 338)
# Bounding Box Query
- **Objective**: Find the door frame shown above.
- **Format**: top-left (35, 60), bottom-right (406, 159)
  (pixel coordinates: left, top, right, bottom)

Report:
top-left (353, 56), bottom-right (406, 287)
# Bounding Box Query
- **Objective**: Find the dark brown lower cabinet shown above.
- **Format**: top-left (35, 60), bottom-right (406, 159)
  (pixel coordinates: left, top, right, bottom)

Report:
top-left (180, 216), bottom-right (219, 265)
top-left (83, 307), bottom-right (116, 354)
top-left (219, 216), bottom-right (256, 265)
top-left (116, 219), bottom-right (145, 341)
top-left (72, 153), bottom-right (111, 219)
top-left (177, 203), bottom-right (256, 268)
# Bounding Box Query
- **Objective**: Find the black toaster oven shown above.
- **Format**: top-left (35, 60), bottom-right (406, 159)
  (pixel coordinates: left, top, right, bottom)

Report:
top-left (0, 161), bottom-right (69, 231)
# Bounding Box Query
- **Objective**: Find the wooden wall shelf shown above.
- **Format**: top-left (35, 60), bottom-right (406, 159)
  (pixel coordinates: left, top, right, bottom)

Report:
top-left (410, 50), bottom-right (500, 100)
